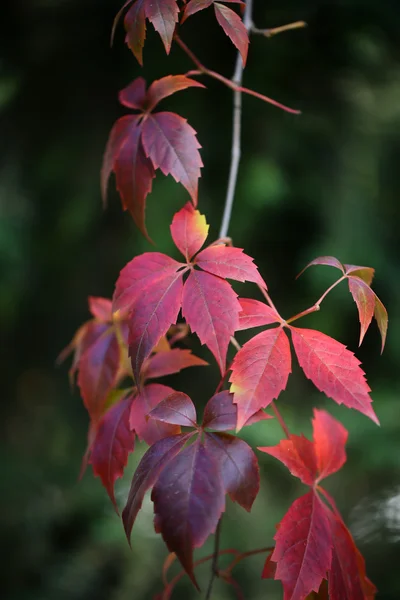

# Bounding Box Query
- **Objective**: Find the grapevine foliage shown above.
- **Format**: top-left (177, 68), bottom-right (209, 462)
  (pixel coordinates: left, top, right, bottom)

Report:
top-left (61, 1), bottom-right (389, 598)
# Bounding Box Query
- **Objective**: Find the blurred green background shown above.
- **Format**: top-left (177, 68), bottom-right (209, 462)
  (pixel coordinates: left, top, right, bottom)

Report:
top-left (1, 0), bottom-right (400, 598)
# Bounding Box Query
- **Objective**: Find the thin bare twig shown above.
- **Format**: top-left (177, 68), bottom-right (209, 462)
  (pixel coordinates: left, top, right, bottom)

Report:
top-left (252, 20), bottom-right (307, 37)
top-left (205, 518), bottom-right (222, 600)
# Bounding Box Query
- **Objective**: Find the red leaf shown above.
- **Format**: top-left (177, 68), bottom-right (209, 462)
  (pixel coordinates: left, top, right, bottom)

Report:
top-left (130, 383), bottom-right (180, 445)
top-left (259, 435), bottom-right (317, 487)
top-left (262, 551), bottom-right (277, 580)
top-left (374, 294), bottom-right (388, 353)
top-left (142, 112), bottom-right (202, 205)
top-left (195, 245), bottom-right (266, 287)
top-left (77, 327), bottom-right (121, 420)
top-left (214, 3), bottom-right (248, 66)
top-left (122, 433), bottom-right (192, 542)
top-left (149, 391), bottom-right (198, 427)
top-left (290, 327), bottom-right (378, 424)
top-left (101, 115), bottom-right (134, 206)
top-left (151, 438), bottom-right (225, 585)
top-left (272, 491), bottom-right (332, 600)
top-left (88, 297), bottom-right (113, 322)
top-left (204, 432), bottom-right (259, 511)
top-left (128, 265), bottom-right (184, 380)
top-left (182, 0), bottom-right (243, 23)
top-left (89, 395), bottom-right (135, 510)
top-left (237, 298), bottom-right (280, 331)
top-left (328, 513), bottom-right (377, 600)
top-left (230, 327), bottom-right (292, 430)
top-left (143, 348), bottom-right (207, 380)
top-left (124, 0), bottom-right (146, 65)
top-left (297, 256), bottom-right (344, 278)
top-left (182, 269), bottom-right (240, 374)
top-left (120, 0), bottom-right (179, 63)
top-left (348, 277), bottom-right (375, 346)
top-left (119, 76), bottom-right (147, 110)
top-left (312, 409), bottom-right (347, 482)
top-left (101, 114), bottom-right (156, 240)
top-left (146, 75), bottom-right (205, 113)
top-left (170, 202), bottom-right (209, 261)
top-left (144, 0), bottom-right (179, 56)
top-left (112, 117), bottom-right (156, 240)
top-left (113, 252), bottom-right (184, 314)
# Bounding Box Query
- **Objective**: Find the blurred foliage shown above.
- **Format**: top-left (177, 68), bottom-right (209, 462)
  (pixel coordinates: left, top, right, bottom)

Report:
top-left (1, 0), bottom-right (400, 598)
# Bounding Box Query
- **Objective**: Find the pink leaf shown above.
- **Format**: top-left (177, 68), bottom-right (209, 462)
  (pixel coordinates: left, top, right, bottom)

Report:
top-left (113, 252), bottom-right (184, 314)
top-left (124, 0), bottom-right (146, 65)
top-left (89, 395), bottom-right (135, 510)
top-left (88, 297), bottom-right (113, 322)
top-left (237, 298), bottom-right (280, 331)
top-left (230, 327), bottom-right (292, 430)
top-left (297, 256), bottom-right (344, 278)
top-left (112, 117), bottom-right (156, 240)
top-left (142, 112), bottom-right (202, 205)
top-left (312, 409), bottom-right (348, 482)
top-left (151, 438), bottom-right (225, 585)
top-left (182, 269), bottom-right (241, 374)
top-left (101, 115), bottom-right (134, 206)
top-left (128, 266), bottom-right (184, 380)
top-left (77, 327), bottom-right (121, 421)
top-left (122, 433), bottom-right (192, 542)
top-left (348, 277), bottom-right (375, 346)
top-left (214, 3), bottom-right (248, 66)
top-left (143, 348), bottom-right (207, 380)
top-left (149, 391), bottom-right (198, 427)
top-left (119, 76), bottom-right (147, 110)
top-left (195, 245), bottom-right (266, 287)
top-left (290, 327), bottom-right (379, 424)
top-left (130, 383), bottom-right (180, 445)
top-left (181, 0), bottom-right (213, 22)
top-left (170, 202), bottom-right (209, 261)
top-left (146, 75), bottom-right (205, 113)
top-left (144, 0), bottom-right (179, 56)
top-left (204, 431), bottom-right (259, 511)
top-left (272, 491), bottom-right (332, 600)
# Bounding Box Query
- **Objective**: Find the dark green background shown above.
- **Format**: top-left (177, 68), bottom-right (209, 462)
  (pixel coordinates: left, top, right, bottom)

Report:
top-left (1, 1), bottom-right (399, 598)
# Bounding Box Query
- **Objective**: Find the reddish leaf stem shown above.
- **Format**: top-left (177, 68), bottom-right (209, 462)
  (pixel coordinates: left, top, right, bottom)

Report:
top-left (224, 546), bottom-right (274, 573)
top-left (257, 284), bottom-right (282, 318)
top-left (174, 35), bottom-right (301, 116)
top-left (271, 401), bottom-right (291, 439)
top-left (286, 275), bottom-right (347, 324)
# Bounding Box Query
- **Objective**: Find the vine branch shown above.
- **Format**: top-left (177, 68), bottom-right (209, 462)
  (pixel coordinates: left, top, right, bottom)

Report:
top-left (205, 518), bottom-right (223, 600)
